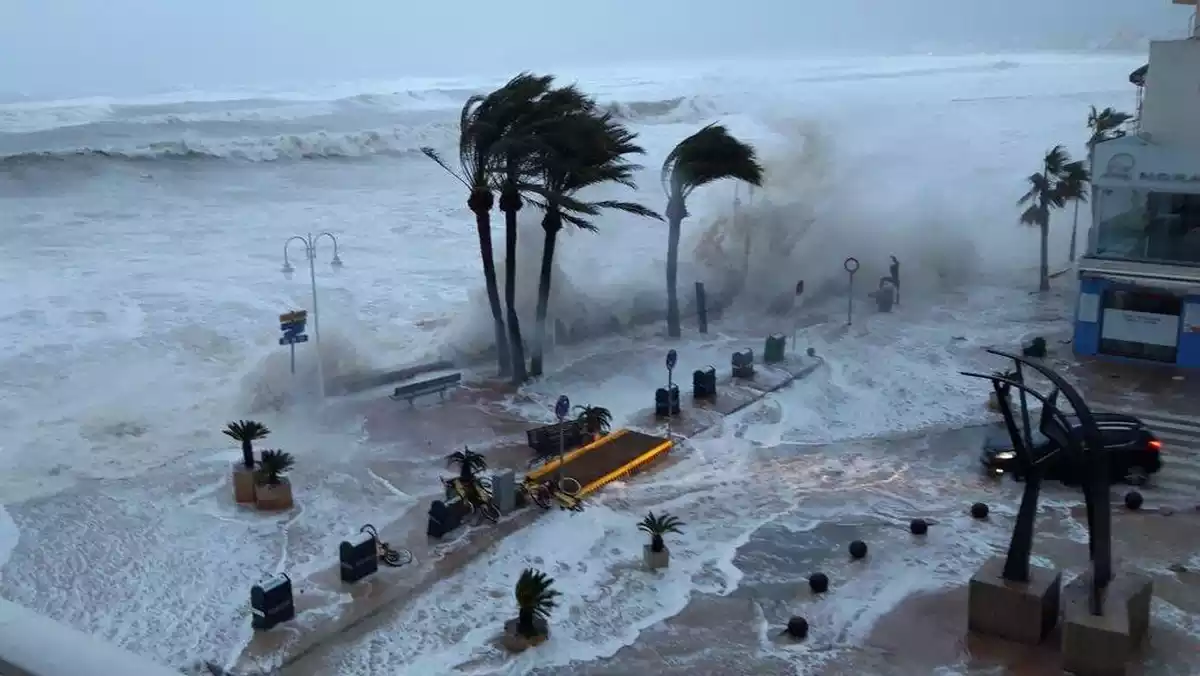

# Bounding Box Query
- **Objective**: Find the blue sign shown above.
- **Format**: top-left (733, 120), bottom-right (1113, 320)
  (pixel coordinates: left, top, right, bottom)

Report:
top-left (666, 349), bottom-right (677, 371)
top-left (554, 395), bottom-right (570, 419)
top-left (279, 310), bottom-right (308, 347)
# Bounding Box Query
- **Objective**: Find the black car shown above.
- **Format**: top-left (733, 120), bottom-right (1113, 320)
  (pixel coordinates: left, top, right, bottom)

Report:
top-left (980, 413), bottom-right (1163, 485)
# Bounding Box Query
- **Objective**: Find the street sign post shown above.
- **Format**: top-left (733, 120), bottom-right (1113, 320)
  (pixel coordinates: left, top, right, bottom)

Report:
top-left (554, 395), bottom-right (571, 479)
top-left (843, 258), bottom-right (860, 326)
top-left (665, 349), bottom-right (678, 439)
top-left (279, 310), bottom-right (309, 374)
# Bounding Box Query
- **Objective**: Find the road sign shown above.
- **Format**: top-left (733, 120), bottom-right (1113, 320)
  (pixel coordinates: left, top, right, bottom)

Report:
top-left (666, 349), bottom-right (677, 371)
top-left (279, 310), bottom-right (307, 324)
top-left (279, 334), bottom-right (310, 346)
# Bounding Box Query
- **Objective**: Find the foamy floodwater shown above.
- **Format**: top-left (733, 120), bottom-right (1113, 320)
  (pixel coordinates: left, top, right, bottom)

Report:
top-left (3, 51), bottom-right (1175, 671)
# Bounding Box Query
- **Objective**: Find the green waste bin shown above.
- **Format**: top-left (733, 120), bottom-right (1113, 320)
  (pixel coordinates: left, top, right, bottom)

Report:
top-left (764, 334), bottom-right (786, 364)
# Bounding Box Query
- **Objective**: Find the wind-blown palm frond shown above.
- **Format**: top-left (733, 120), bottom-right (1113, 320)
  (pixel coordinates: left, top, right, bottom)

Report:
top-left (661, 123), bottom-right (765, 205)
top-left (446, 447), bottom-right (488, 481)
top-left (1087, 106), bottom-right (1133, 148)
top-left (514, 568), bottom-right (561, 637)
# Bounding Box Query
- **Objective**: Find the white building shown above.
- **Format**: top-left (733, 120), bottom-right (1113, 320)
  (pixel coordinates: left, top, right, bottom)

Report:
top-left (1075, 0), bottom-right (1200, 367)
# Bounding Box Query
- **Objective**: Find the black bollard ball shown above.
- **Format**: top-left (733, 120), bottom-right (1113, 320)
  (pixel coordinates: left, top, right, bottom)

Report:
top-left (848, 540), bottom-right (868, 559)
top-left (1124, 491), bottom-right (1144, 511)
top-left (785, 616), bottom-right (809, 640)
top-left (910, 518), bottom-right (928, 535)
top-left (808, 572), bottom-right (829, 594)
top-left (970, 502), bottom-right (989, 520)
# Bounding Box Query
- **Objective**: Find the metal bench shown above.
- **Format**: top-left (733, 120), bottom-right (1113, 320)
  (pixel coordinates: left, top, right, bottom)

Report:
top-left (526, 419), bottom-right (586, 458)
top-left (389, 372), bottom-right (462, 405)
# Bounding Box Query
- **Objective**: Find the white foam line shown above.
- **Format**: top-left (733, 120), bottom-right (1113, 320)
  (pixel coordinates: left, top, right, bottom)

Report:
top-left (365, 467), bottom-right (410, 499)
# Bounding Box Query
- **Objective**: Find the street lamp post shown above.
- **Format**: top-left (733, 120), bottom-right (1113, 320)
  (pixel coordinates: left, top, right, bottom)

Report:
top-left (282, 232), bottom-right (343, 400)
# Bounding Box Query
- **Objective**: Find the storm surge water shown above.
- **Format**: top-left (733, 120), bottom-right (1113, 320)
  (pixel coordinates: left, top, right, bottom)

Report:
top-left (0, 52), bottom-right (1149, 670)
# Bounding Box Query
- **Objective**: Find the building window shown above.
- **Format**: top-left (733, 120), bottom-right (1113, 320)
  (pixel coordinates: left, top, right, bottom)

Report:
top-left (1091, 189), bottom-right (1200, 264)
top-left (1098, 288), bottom-right (1182, 363)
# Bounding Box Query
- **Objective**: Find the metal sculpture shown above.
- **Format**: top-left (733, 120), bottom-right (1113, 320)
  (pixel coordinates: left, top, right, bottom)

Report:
top-left (961, 349), bottom-right (1112, 615)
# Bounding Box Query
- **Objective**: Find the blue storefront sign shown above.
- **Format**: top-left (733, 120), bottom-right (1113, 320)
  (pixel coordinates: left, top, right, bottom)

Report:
top-left (1073, 277), bottom-right (1200, 368)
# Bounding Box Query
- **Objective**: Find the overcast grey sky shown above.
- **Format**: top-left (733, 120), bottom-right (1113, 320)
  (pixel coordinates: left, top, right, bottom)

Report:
top-left (0, 0), bottom-right (1186, 98)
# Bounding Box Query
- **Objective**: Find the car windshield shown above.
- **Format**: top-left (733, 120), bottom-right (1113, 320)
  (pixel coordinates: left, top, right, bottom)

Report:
top-left (984, 423), bottom-right (1049, 449)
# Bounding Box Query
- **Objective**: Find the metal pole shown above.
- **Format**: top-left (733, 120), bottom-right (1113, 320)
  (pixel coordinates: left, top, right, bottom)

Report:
top-left (290, 344), bottom-right (295, 375)
top-left (665, 349), bottom-right (677, 440)
top-left (843, 258), bottom-right (859, 326)
top-left (554, 395), bottom-right (570, 483)
top-left (305, 235), bottom-right (326, 400)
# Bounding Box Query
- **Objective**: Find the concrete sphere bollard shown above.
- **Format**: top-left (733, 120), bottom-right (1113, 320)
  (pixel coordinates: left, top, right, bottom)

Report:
top-left (785, 616), bottom-right (809, 640)
top-left (1124, 491), bottom-right (1144, 511)
top-left (910, 518), bottom-right (928, 535)
top-left (848, 540), bottom-right (868, 559)
top-left (808, 572), bottom-right (829, 594)
top-left (970, 502), bottom-right (989, 520)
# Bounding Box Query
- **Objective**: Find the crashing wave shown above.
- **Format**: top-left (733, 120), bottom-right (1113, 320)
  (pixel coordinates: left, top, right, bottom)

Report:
top-left (0, 127), bottom-right (441, 166)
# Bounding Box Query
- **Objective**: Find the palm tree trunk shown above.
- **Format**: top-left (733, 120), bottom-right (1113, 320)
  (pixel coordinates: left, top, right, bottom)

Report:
top-left (472, 200), bottom-right (511, 377)
top-left (1069, 200), bottom-right (1080, 263)
top-left (241, 440), bottom-right (254, 469)
top-left (530, 211), bottom-right (560, 378)
top-left (517, 608), bottom-right (536, 637)
top-left (500, 184), bottom-right (528, 384)
top-left (666, 216), bottom-right (682, 338)
top-left (1039, 217), bottom-right (1051, 292)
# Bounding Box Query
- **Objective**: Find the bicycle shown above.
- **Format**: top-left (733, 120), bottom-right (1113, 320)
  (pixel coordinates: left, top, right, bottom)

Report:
top-left (464, 497), bottom-right (501, 524)
top-left (523, 477), bottom-right (585, 512)
top-left (360, 524), bottom-right (414, 568)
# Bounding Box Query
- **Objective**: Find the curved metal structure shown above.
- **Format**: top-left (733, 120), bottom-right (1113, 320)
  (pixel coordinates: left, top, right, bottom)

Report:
top-left (961, 349), bottom-right (1112, 616)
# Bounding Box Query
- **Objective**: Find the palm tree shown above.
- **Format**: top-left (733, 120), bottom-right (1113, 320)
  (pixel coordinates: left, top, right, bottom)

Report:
top-left (575, 405), bottom-right (613, 438)
top-left (527, 98), bottom-right (661, 376)
top-left (638, 511), bottom-right (685, 553)
top-left (446, 446), bottom-right (487, 484)
top-left (421, 76), bottom-right (551, 378)
top-left (662, 124), bottom-right (764, 338)
top-left (222, 420), bottom-right (270, 469)
top-left (256, 449), bottom-right (295, 486)
top-left (1018, 146), bottom-right (1089, 292)
top-left (1068, 106), bottom-right (1133, 261)
top-left (514, 568), bottom-right (561, 638)
top-left (490, 75), bottom-right (577, 384)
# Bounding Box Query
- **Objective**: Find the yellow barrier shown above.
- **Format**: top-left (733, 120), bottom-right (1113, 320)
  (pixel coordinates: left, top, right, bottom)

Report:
top-left (578, 439), bottom-right (673, 498)
top-left (525, 429), bottom-right (630, 483)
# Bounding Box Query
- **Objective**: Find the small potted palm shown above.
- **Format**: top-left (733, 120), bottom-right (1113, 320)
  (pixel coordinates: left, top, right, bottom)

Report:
top-left (255, 449), bottom-right (296, 511)
top-left (223, 420), bottom-right (270, 504)
top-left (445, 447), bottom-right (487, 502)
top-left (502, 568), bottom-right (561, 652)
top-left (639, 511), bottom-right (685, 570)
top-left (575, 405), bottom-right (613, 441)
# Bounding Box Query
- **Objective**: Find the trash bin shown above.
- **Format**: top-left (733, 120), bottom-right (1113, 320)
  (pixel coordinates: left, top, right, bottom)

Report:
top-left (655, 385), bottom-right (681, 417)
top-left (250, 573), bottom-right (295, 630)
top-left (339, 526), bottom-right (379, 584)
top-left (732, 349), bottom-right (755, 379)
top-left (693, 365), bottom-right (717, 399)
top-left (875, 281), bottom-right (896, 313)
top-left (764, 334), bottom-right (786, 363)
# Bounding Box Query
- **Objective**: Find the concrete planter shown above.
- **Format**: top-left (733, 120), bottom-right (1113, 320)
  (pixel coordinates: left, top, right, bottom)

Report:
top-left (232, 464), bottom-right (257, 504)
top-left (644, 544), bottom-right (670, 570)
top-left (255, 478), bottom-right (294, 511)
top-left (501, 617), bottom-right (549, 653)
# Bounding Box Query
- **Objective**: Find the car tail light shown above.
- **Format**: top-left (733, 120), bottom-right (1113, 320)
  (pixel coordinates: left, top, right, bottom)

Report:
top-left (1148, 439), bottom-right (1162, 452)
